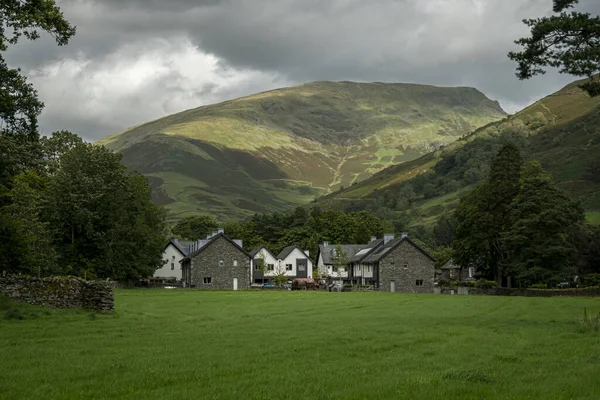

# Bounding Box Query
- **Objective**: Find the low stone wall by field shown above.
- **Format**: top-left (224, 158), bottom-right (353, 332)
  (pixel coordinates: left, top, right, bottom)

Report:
top-left (0, 275), bottom-right (114, 312)
top-left (435, 286), bottom-right (600, 297)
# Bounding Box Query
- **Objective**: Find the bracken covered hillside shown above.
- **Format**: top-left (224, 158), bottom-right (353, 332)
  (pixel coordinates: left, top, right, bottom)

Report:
top-left (318, 78), bottom-right (600, 228)
top-left (98, 81), bottom-right (505, 221)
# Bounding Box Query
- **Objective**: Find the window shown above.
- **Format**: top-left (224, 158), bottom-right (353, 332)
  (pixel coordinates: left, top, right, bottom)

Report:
top-left (286, 264), bottom-right (293, 271)
top-left (233, 260), bottom-right (238, 267)
top-left (403, 263), bottom-right (408, 269)
top-left (219, 260), bottom-right (224, 266)
top-left (416, 280), bottom-right (423, 286)
top-left (254, 263), bottom-right (260, 271)
top-left (171, 263), bottom-right (175, 270)
top-left (366, 266), bottom-right (371, 273)
top-left (268, 264), bottom-right (275, 271)
top-left (299, 265), bottom-right (306, 272)
top-left (172, 255), bottom-right (175, 260)
top-left (468, 267), bottom-right (475, 278)
top-left (203, 277), bottom-right (212, 284)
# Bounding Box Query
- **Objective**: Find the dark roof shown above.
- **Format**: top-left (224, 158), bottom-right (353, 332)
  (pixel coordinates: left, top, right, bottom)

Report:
top-left (441, 259), bottom-right (461, 270)
top-left (164, 239), bottom-right (194, 256)
top-left (183, 233), bottom-right (251, 261)
top-left (277, 245), bottom-right (313, 263)
top-left (318, 244), bottom-right (368, 265)
top-left (249, 246), bottom-right (276, 259)
top-left (348, 238), bottom-right (384, 263)
top-left (362, 237), bottom-right (435, 264)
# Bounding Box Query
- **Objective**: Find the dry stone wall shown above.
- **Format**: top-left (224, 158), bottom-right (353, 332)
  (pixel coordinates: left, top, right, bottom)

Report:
top-left (0, 275), bottom-right (114, 312)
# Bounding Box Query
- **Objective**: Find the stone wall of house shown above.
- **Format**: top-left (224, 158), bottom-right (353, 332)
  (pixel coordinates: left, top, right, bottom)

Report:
top-left (0, 275), bottom-right (114, 312)
top-left (379, 241), bottom-right (435, 294)
top-left (190, 236), bottom-right (251, 290)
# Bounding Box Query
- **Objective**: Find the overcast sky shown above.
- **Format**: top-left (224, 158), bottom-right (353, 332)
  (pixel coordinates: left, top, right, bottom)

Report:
top-left (6, 0), bottom-right (600, 141)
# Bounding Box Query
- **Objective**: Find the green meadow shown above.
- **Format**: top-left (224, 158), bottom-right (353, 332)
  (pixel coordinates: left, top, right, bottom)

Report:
top-left (1, 290), bottom-right (600, 399)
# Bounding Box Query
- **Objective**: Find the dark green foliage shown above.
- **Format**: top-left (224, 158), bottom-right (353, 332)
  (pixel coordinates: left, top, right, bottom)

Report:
top-left (433, 216), bottom-right (457, 246)
top-left (222, 207), bottom-right (388, 257)
top-left (475, 279), bottom-right (500, 289)
top-left (502, 162), bottom-right (585, 285)
top-left (45, 139), bottom-right (168, 280)
top-left (508, 0), bottom-right (600, 97)
top-left (453, 145), bottom-right (524, 283)
top-left (172, 215), bottom-right (218, 240)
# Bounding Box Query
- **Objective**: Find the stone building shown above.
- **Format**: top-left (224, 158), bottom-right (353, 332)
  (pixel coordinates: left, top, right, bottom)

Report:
top-left (439, 259), bottom-right (475, 283)
top-left (316, 241), bottom-right (370, 280)
top-left (181, 232), bottom-right (251, 290)
top-left (362, 234), bottom-right (435, 293)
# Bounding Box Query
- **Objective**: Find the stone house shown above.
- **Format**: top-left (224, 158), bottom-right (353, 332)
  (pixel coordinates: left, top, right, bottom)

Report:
top-left (154, 238), bottom-right (194, 281)
top-left (277, 246), bottom-right (313, 279)
top-left (439, 259), bottom-right (475, 283)
top-left (181, 232), bottom-right (251, 290)
top-left (316, 241), bottom-right (369, 280)
top-left (250, 246), bottom-right (280, 284)
top-left (361, 234), bottom-right (436, 293)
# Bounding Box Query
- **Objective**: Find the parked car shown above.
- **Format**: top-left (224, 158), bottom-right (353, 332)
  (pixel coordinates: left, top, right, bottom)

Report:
top-left (263, 283), bottom-right (275, 289)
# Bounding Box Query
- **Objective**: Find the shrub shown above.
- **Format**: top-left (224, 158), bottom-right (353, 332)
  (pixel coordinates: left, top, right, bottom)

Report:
top-left (529, 283), bottom-right (548, 289)
top-left (475, 279), bottom-right (499, 289)
top-left (582, 274), bottom-right (600, 287)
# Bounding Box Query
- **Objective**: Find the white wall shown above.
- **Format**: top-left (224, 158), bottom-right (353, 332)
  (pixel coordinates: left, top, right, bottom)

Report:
top-left (253, 248), bottom-right (280, 277)
top-left (154, 244), bottom-right (185, 279)
top-left (352, 263), bottom-right (374, 278)
top-left (280, 248), bottom-right (313, 278)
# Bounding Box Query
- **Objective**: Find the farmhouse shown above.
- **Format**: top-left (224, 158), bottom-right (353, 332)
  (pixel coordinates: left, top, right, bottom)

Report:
top-left (154, 238), bottom-right (194, 281)
top-left (316, 241), bottom-right (370, 280)
top-left (360, 234), bottom-right (436, 293)
top-left (250, 246), bottom-right (280, 283)
top-left (277, 245), bottom-right (313, 279)
top-left (181, 231), bottom-right (251, 290)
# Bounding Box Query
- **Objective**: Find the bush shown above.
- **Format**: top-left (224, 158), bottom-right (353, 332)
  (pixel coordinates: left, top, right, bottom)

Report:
top-left (582, 274), bottom-right (600, 287)
top-left (529, 283), bottom-right (548, 289)
top-left (475, 279), bottom-right (499, 289)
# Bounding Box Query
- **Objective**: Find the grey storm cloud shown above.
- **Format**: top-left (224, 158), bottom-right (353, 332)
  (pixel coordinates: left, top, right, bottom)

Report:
top-left (5, 0), bottom-right (600, 140)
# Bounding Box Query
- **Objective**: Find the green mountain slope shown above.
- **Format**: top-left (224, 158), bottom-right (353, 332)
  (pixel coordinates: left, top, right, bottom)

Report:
top-left (318, 78), bottom-right (600, 227)
top-left (98, 81), bottom-right (506, 221)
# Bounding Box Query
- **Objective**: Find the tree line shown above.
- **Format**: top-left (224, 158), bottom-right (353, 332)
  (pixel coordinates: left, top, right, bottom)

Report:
top-left (0, 2), bottom-right (167, 280)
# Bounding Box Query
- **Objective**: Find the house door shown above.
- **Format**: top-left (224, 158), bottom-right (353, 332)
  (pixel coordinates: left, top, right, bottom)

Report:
top-left (390, 280), bottom-right (396, 293)
top-left (233, 278), bottom-right (238, 291)
top-left (296, 259), bottom-right (308, 278)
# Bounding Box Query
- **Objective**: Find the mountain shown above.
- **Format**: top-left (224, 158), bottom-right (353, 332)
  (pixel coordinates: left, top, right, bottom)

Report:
top-left (317, 78), bottom-right (600, 227)
top-left (98, 81), bottom-right (506, 221)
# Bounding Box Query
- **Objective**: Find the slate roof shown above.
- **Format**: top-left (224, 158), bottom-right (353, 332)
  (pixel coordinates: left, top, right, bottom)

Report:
top-left (362, 237), bottom-right (435, 264)
top-left (319, 244), bottom-right (368, 265)
top-left (348, 238), bottom-right (384, 263)
top-left (441, 259), bottom-right (461, 270)
top-left (165, 239), bottom-right (194, 256)
top-left (182, 233), bottom-right (251, 261)
top-left (277, 245), bottom-right (313, 263)
top-left (249, 246), bottom-right (276, 259)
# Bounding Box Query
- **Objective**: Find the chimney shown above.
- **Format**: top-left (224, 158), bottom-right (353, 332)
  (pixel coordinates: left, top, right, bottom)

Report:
top-left (217, 228), bottom-right (224, 234)
top-left (233, 239), bottom-right (243, 248)
top-left (401, 232), bottom-right (408, 239)
top-left (323, 241), bottom-right (329, 247)
top-left (370, 236), bottom-right (377, 242)
top-left (384, 233), bottom-right (395, 244)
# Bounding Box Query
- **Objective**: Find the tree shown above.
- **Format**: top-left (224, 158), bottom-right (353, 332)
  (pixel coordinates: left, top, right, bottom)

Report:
top-left (172, 215), bottom-right (218, 241)
top-left (453, 145), bottom-right (523, 284)
top-left (502, 162), bottom-right (585, 286)
top-left (331, 244), bottom-right (349, 285)
top-left (46, 139), bottom-right (167, 280)
top-left (508, 0), bottom-right (600, 96)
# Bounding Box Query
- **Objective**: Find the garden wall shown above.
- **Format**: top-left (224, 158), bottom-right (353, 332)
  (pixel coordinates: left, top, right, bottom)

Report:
top-left (435, 286), bottom-right (600, 297)
top-left (0, 275), bottom-right (114, 312)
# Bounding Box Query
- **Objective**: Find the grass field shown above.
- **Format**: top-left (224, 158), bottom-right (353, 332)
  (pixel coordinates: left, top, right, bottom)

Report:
top-left (1, 291), bottom-right (600, 399)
